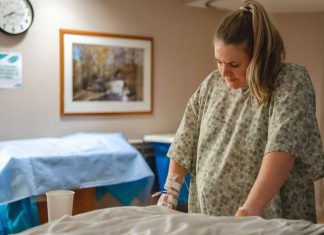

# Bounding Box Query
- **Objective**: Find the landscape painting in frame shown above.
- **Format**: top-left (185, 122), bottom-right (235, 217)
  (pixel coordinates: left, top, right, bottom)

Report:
top-left (60, 29), bottom-right (153, 115)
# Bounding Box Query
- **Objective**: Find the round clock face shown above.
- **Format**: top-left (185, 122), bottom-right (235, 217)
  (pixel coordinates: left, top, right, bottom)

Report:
top-left (0, 0), bottom-right (34, 35)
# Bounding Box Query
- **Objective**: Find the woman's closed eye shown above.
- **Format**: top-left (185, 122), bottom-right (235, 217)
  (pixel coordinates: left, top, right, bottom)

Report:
top-left (230, 63), bottom-right (239, 68)
top-left (216, 60), bottom-right (240, 68)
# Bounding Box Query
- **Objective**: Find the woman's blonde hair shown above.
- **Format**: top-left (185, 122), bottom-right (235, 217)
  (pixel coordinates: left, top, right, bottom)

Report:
top-left (215, 0), bottom-right (285, 105)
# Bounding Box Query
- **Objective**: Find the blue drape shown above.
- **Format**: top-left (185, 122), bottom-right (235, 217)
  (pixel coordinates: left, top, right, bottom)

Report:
top-left (0, 198), bottom-right (39, 235)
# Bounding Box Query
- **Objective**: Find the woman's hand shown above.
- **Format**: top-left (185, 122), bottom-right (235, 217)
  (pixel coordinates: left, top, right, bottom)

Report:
top-left (235, 208), bottom-right (249, 217)
top-left (155, 162), bottom-right (186, 209)
top-left (155, 173), bottom-right (184, 209)
top-left (156, 189), bottom-right (179, 209)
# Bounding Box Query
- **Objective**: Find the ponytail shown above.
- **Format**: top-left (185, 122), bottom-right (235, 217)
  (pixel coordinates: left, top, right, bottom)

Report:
top-left (215, 0), bottom-right (285, 105)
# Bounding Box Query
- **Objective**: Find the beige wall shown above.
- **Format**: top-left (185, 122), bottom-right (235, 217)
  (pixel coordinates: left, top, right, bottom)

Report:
top-left (0, 1), bottom-right (323, 142)
top-left (0, 0), bottom-right (222, 141)
top-left (273, 13), bottom-right (324, 136)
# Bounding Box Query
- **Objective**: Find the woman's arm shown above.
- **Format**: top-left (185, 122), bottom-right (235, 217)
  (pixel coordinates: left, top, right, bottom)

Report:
top-left (168, 159), bottom-right (187, 177)
top-left (156, 160), bottom-right (187, 209)
top-left (236, 151), bottom-right (295, 216)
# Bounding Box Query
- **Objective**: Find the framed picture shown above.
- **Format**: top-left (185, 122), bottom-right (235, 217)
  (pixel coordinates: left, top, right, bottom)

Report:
top-left (60, 29), bottom-right (153, 115)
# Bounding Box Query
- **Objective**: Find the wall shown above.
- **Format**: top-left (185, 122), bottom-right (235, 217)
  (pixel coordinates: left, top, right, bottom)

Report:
top-left (0, 1), bottom-right (323, 142)
top-left (0, 0), bottom-right (223, 141)
top-left (272, 13), bottom-right (324, 136)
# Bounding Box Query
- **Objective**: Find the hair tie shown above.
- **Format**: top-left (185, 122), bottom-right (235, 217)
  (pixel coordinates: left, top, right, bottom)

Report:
top-left (240, 6), bottom-right (251, 13)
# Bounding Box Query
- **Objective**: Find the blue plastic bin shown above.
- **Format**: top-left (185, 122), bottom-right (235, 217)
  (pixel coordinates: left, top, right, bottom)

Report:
top-left (152, 142), bottom-right (190, 206)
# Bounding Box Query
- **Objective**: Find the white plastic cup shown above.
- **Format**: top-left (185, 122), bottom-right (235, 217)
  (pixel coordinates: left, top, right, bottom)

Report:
top-left (46, 190), bottom-right (75, 222)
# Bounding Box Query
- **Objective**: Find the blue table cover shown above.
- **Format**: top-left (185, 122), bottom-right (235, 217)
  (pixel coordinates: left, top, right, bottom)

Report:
top-left (0, 132), bottom-right (154, 234)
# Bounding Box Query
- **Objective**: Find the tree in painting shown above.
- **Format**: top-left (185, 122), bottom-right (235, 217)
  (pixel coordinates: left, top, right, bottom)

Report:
top-left (72, 43), bottom-right (144, 102)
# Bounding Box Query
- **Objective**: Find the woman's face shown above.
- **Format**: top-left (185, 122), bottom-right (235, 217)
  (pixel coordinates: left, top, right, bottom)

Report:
top-left (214, 40), bottom-right (251, 89)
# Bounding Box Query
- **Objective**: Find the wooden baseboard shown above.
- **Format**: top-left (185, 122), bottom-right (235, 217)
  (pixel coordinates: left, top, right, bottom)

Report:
top-left (317, 217), bottom-right (324, 224)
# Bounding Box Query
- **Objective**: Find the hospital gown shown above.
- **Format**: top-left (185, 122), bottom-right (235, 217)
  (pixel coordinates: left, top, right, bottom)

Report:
top-left (167, 63), bottom-right (324, 222)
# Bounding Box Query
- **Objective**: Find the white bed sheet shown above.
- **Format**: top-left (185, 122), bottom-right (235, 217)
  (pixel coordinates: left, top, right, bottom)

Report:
top-left (18, 205), bottom-right (324, 235)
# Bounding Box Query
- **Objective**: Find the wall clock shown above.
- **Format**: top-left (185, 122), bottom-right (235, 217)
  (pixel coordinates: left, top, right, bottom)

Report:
top-left (0, 0), bottom-right (34, 35)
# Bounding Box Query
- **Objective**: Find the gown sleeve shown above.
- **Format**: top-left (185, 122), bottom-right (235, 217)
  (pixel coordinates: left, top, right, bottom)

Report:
top-left (265, 64), bottom-right (324, 181)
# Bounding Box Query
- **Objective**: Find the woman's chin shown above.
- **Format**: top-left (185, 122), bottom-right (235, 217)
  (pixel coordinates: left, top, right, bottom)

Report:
top-left (225, 81), bottom-right (244, 90)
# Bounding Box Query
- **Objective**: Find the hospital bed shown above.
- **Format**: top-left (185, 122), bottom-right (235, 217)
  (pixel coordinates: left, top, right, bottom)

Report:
top-left (0, 132), bottom-right (154, 234)
top-left (17, 205), bottom-right (324, 235)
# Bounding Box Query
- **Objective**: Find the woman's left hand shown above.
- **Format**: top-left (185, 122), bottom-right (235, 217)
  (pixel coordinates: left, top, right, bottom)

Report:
top-left (235, 208), bottom-right (249, 217)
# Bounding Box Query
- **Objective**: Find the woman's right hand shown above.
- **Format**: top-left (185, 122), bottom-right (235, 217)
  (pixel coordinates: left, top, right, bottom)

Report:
top-left (156, 190), bottom-right (179, 209)
top-left (155, 172), bottom-right (184, 209)
top-left (155, 161), bottom-right (187, 209)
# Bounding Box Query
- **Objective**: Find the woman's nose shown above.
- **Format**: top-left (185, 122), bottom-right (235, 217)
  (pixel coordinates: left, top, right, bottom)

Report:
top-left (221, 64), bottom-right (232, 77)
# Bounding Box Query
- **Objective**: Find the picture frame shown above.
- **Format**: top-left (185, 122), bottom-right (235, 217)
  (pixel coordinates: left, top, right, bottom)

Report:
top-left (60, 29), bottom-right (153, 115)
